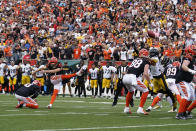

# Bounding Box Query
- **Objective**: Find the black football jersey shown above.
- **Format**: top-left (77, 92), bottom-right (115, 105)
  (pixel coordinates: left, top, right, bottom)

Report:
top-left (117, 65), bottom-right (128, 79)
top-left (46, 62), bottom-right (62, 76)
top-left (16, 84), bottom-right (40, 98)
top-left (127, 58), bottom-right (150, 77)
top-left (62, 66), bottom-right (72, 74)
top-left (176, 58), bottom-right (194, 83)
top-left (164, 64), bottom-right (179, 79)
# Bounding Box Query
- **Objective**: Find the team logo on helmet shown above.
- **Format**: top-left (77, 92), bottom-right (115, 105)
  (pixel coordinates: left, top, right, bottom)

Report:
top-left (139, 49), bottom-right (149, 57)
top-left (172, 61), bottom-right (181, 67)
top-left (32, 80), bottom-right (41, 87)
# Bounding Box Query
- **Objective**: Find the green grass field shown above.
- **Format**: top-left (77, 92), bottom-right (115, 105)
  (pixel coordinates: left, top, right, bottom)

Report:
top-left (0, 94), bottom-right (195, 131)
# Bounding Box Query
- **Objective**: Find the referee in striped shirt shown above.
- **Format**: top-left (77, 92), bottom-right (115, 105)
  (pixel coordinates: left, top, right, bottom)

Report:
top-left (112, 61), bottom-right (128, 106)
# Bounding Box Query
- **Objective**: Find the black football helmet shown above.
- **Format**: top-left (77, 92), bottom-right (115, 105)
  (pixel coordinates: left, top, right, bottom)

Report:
top-left (160, 56), bottom-right (171, 67)
top-left (149, 48), bottom-right (159, 57)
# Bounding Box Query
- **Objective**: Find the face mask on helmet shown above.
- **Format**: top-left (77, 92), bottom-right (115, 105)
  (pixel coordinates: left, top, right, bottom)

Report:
top-left (160, 56), bottom-right (170, 67)
top-left (149, 48), bottom-right (159, 57)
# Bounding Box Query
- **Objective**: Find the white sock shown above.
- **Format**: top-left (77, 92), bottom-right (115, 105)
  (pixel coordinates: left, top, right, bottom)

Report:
top-left (166, 97), bottom-right (173, 107)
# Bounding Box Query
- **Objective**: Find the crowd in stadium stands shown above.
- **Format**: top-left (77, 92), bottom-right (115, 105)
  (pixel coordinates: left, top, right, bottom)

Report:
top-left (0, 0), bottom-right (195, 97)
top-left (0, 0), bottom-right (195, 63)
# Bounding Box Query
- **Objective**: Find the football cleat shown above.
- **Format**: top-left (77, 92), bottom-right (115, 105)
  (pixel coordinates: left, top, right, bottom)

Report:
top-left (176, 113), bottom-right (187, 120)
top-left (112, 100), bottom-right (117, 107)
top-left (168, 107), bottom-right (177, 113)
top-left (186, 111), bottom-right (193, 119)
top-left (47, 104), bottom-right (52, 109)
top-left (124, 107), bottom-right (132, 114)
top-left (153, 105), bottom-right (162, 110)
top-left (16, 101), bottom-right (24, 108)
top-left (137, 107), bottom-right (149, 115)
top-left (146, 106), bottom-right (152, 112)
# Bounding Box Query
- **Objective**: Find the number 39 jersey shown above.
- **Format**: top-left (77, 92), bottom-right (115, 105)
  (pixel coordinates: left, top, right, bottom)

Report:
top-left (127, 58), bottom-right (150, 77)
top-left (164, 64), bottom-right (179, 79)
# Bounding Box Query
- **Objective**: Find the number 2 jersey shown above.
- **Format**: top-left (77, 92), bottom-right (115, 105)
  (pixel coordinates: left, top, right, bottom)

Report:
top-left (15, 83), bottom-right (40, 99)
top-left (127, 57), bottom-right (150, 77)
top-left (164, 64), bottom-right (179, 79)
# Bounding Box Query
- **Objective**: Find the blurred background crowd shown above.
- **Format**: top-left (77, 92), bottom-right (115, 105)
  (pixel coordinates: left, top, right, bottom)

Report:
top-left (0, 0), bottom-right (195, 64)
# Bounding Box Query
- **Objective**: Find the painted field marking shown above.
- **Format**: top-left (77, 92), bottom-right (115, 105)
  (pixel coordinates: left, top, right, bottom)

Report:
top-left (34, 111), bottom-right (49, 113)
top-left (159, 117), bottom-right (172, 120)
top-left (94, 114), bottom-right (109, 116)
top-left (128, 116), bottom-right (140, 118)
top-left (6, 110), bottom-right (19, 112)
top-left (25, 123), bottom-right (196, 131)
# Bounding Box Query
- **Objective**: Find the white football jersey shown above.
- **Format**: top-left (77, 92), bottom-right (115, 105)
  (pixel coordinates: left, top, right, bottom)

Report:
top-left (8, 65), bottom-right (18, 77)
top-left (150, 57), bottom-right (162, 77)
top-left (0, 63), bottom-right (6, 76)
top-left (32, 65), bottom-right (45, 77)
top-left (21, 64), bottom-right (31, 76)
top-left (102, 66), bottom-right (114, 79)
top-left (89, 68), bottom-right (99, 79)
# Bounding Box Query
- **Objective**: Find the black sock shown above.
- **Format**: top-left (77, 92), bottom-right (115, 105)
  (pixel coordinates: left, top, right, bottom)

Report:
top-left (92, 88), bottom-right (94, 96)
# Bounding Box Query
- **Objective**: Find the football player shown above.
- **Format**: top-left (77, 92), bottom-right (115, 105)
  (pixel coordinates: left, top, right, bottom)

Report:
top-left (74, 60), bottom-right (88, 97)
top-left (33, 57), bottom-right (82, 109)
top-left (112, 61), bottom-right (128, 106)
top-left (175, 45), bottom-right (196, 119)
top-left (15, 80), bottom-right (41, 109)
top-left (8, 61), bottom-right (19, 94)
top-left (0, 59), bottom-right (7, 93)
top-left (164, 60), bottom-right (181, 112)
top-left (61, 62), bottom-right (73, 97)
top-left (146, 48), bottom-right (177, 112)
top-left (123, 49), bottom-right (151, 115)
top-left (89, 63), bottom-right (99, 97)
top-left (20, 60), bottom-right (31, 86)
top-left (32, 62), bottom-right (45, 95)
top-left (101, 62), bottom-right (114, 98)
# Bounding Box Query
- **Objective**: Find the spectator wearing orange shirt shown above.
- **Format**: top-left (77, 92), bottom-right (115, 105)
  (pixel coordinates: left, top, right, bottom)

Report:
top-left (73, 45), bottom-right (81, 59)
top-left (4, 45), bottom-right (12, 62)
top-left (174, 46), bottom-right (182, 60)
top-left (103, 46), bottom-right (112, 60)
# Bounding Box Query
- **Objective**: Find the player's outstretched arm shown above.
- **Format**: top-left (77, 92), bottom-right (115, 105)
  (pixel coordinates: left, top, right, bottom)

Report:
top-left (32, 66), bottom-right (47, 75)
top-left (182, 60), bottom-right (196, 75)
top-left (42, 68), bottom-right (62, 74)
top-left (143, 64), bottom-right (151, 84)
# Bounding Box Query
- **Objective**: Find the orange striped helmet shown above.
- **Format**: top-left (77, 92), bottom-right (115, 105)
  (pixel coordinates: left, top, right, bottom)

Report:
top-left (139, 49), bottom-right (149, 57)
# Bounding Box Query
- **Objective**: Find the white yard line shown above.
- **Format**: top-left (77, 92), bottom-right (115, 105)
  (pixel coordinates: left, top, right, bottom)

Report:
top-left (128, 116), bottom-right (140, 118)
top-left (94, 114), bottom-right (109, 116)
top-left (5, 110), bottom-right (19, 112)
top-left (159, 117), bottom-right (172, 120)
top-left (25, 123), bottom-right (196, 131)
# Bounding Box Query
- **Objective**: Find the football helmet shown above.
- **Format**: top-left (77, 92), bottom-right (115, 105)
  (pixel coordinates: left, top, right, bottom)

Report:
top-left (160, 56), bottom-right (170, 67)
top-left (48, 57), bottom-right (58, 64)
top-left (172, 61), bottom-right (181, 67)
top-left (32, 80), bottom-right (41, 87)
top-left (86, 84), bottom-right (91, 91)
top-left (149, 48), bottom-right (159, 57)
top-left (139, 49), bottom-right (149, 57)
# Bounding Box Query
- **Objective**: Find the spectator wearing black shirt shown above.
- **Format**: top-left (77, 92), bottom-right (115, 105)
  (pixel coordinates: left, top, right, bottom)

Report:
top-left (52, 44), bottom-right (60, 58)
top-left (59, 45), bottom-right (66, 59)
top-left (88, 46), bottom-right (95, 61)
top-left (64, 45), bottom-right (73, 59)
top-left (0, 48), bottom-right (4, 58)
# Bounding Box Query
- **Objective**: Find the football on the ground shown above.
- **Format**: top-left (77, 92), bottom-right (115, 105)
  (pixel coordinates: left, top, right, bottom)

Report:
top-left (147, 30), bottom-right (156, 38)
